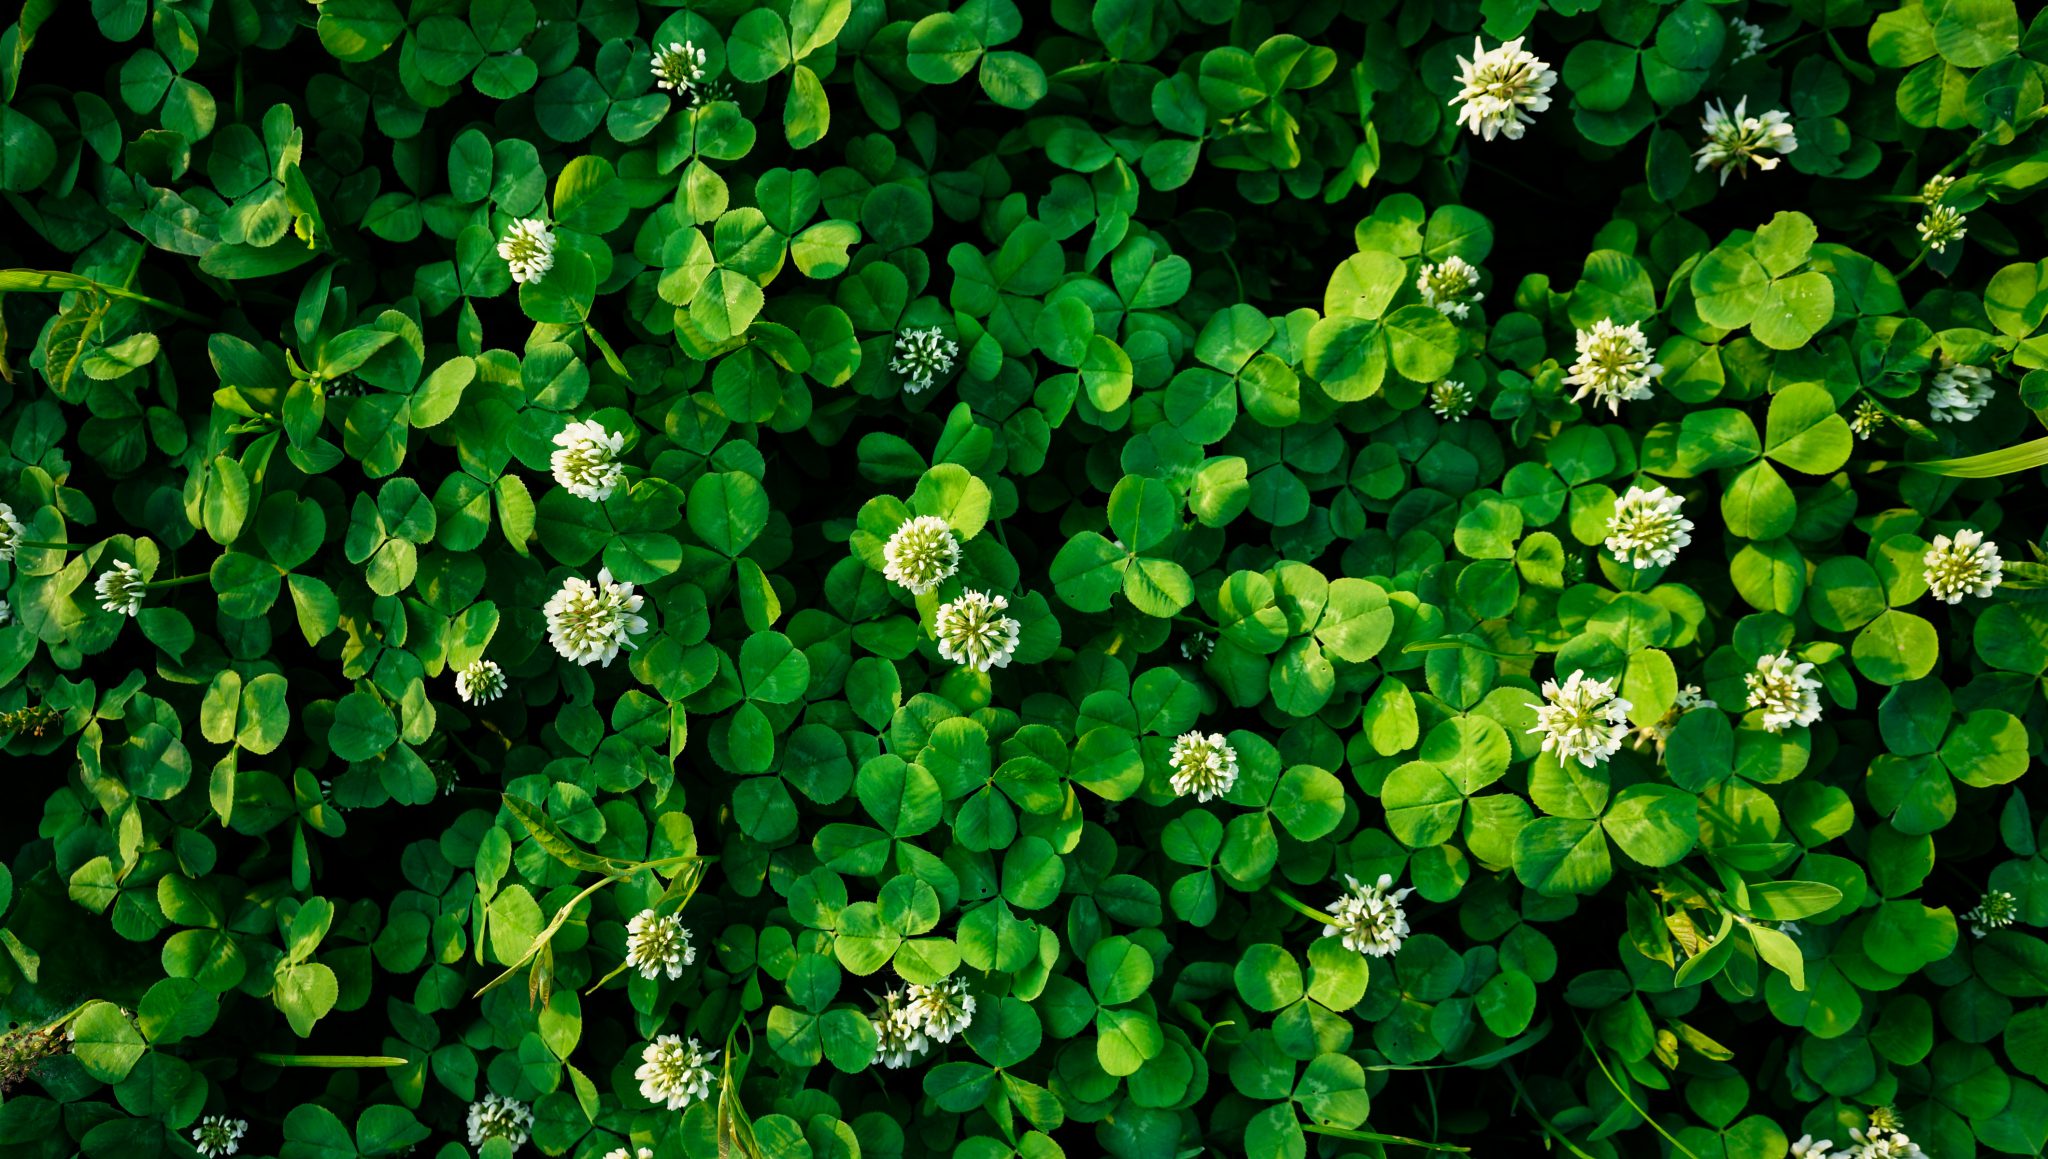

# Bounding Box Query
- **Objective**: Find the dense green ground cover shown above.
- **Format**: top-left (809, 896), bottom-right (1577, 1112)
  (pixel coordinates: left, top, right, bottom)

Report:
top-left (3, 0), bottom-right (2048, 1156)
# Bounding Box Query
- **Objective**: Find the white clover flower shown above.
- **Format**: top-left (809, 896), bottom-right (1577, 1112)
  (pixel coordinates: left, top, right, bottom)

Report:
top-left (455, 659), bottom-right (506, 705)
top-left (1604, 485), bottom-right (1693, 569)
top-left (871, 989), bottom-right (930, 1069)
top-left (1730, 18), bottom-right (1767, 63)
top-left (890, 327), bottom-right (959, 395)
top-left (1850, 398), bottom-right (1886, 439)
top-left (934, 589), bottom-right (1021, 672)
top-left (95, 560), bottom-right (146, 617)
top-left (192, 1116), bottom-right (248, 1159)
top-left (1528, 669), bottom-right (1632, 768)
top-left (1181, 632), bottom-right (1214, 660)
top-left (0, 600), bottom-right (10, 627)
top-left (550, 419), bottom-right (627, 502)
top-left (1565, 319), bottom-right (1661, 415)
top-left (543, 568), bottom-right (649, 667)
top-left (1964, 889), bottom-right (2019, 938)
top-left (0, 503), bottom-right (22, 562)
top-left (1923, 528), bottom-right (2002, 604)
top-left (602, 1149), bottom-right (655, 1159)
top-left (1927, 360), bottom-right (1993, 424)
top-left (881, 514), bottom-right (961, 594)
top-left (498, 218), bottom-right (556, 284)
top-left (904, 975), bottom-right (976, 1043)
top-left (1416, 255), bottom-right (1484, 319)
top-left (1448, 37), bottom-right (1557, 142)
top-left (466, 1094), bottom-right (533, 1151)
top-left (1429, 379), bottom-right (1478, 420)
top-left (1745, 651), bottom-right (1823, 733)
top-left (624, 909), bottom-right (695, 980)
top-left (1323, 873), bottom-right (1414, 958)
top-left (1693, 98), bottom-right (1797, 183)
top-left (1920, 174), bottom-right (1955, 204)
top-left (1917, 204), bottom-right (1966, 254)
top-left (1168, 730), bottom-right (1239, 802)
top-left (1847, 1126), bottom-right (1924, 1159)
top-left (651, 40), bottom-right (706, 94)
top-left (636, 1035), bottom-right (718, 1110)
top-left (1790, 1134), bottom-right (1834, 1159)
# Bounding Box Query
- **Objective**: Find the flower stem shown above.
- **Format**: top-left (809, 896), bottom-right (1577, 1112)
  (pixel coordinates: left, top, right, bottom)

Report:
top-left (1267, 885), bottom-right (1333, 925)
top-left (145, 574), bottom-right (212, 590)
top-left (18, 540), bottom-right (92, 551)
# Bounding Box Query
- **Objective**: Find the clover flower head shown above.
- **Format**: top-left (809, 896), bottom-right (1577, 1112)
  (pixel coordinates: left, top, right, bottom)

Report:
top-left (1790, 1134), bottom-right (1834, 1159)
top-left (498, 218), bottom-right (556, 284)
top-left (635, 1035), bottom-right (718, 1111)
top-left (0, 600), bottom-right (10, 627)
top-left (1604, 485), bottom-right (1693, 569)
top-left (1529, 669), bottom-right (1632, 768)
top-left (1730, 18), bottom-right (1767, 63)
top-left (550, 419), bottom-right (627, 502)
top-left (95, 560), bottom-right (146, 617)
top-left (1323, 873), bottom-right (1414, 958)
top-left (882, 514), bottom-right (961, 594)
top-left (543, 568), bottom-right (649, 667)
top-left (1694, 98), bottom-right (1797, 183)
top-left (192, 1116), bottom-right (248, 1159)
top-left (1923, 528), bottom-right (2002, 604)
top-left (466, 1094), bottom-right (533, 1150)
top-left (1848, 1122), bottom-right (1924, 1159)
top-left (1920, 174), bottom-right (1955, 204)
top-left (602, 1149), bottom-right (654, 1159)
top-left (934, 589), bottom-right (1021, 672)
top-left (1429, 379), bottom-right (1478, 420)
top-left (453, 659), bottom-right (505, 705)
top-left (1917, 204), bottom-right (1967, 254)
top-left (1168, 730), bottom-right (1239, 802)
top-left (1181, 632), bottom-right (1214, 660)
top-left (1746, 651), bottom-right (1822, 733)
top-left (1565, 319), bottom-right (1661, 415)
top-left (890, 327), bottom-right (959, 394)
top-left (1416, 255), bottom-right (1485, 319)
top-left (871, 989), bottom-right (931, 1069)
top-left (0, 503), bottom-right (22, 562)
top-left (1964, 889), bottom-right (2020, 938)
top-left (1928, 359), bottom-right (1993, 423)
top-left (624, 909), bottom-right (695, 980)
top-left (1850, 398), bottom-right (1886, 439)
top-left (1449, 37), bottom-right (1557, 141)
top-left (904, 975), bottom-right (976, 1043)
top-left (651, 40), bottom-right (707, 94)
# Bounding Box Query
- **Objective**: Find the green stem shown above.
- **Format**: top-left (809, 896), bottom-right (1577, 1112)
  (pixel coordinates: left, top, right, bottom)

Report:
top-left (146, 574), bottom-right (212, 590)
top-left (1266, 885), bottom-right (1334, 925)
top-left (252, 1053), bottom-right (409, 1068)
top-left (18, 541), bottom-right (93, 551)
top-left (1301, 1124), bottom-right (1470, 1153)
top-left (0, 270), bottom-right (212, 323)
top-left (1580, 1031), bottom-right (1702, 1159)
top-left (1502, 1064), bottom-right (1602, 1159)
